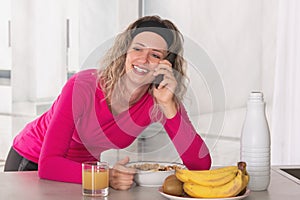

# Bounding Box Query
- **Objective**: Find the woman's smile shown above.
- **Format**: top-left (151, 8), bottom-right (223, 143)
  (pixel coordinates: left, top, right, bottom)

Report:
top-left (133, 65), bottom-right (150, 75)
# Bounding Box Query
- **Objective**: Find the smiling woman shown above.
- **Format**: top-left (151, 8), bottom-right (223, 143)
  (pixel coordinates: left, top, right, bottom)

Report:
top-left (4, 15), bottom-right (211, 191)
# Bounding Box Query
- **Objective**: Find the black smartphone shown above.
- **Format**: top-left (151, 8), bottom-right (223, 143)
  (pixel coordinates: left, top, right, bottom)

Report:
top-left (153, 53), bottom-right (177, 88)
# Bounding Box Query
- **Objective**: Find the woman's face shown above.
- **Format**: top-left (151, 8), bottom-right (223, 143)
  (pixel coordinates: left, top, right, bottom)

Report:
top-left (125, 31), bottom-right (168, 87)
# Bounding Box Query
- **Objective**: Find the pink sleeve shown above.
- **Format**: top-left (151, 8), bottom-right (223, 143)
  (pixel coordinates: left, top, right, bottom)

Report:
top-left (163, 105), bottom-right (212, 170)
top-left (38, 77), bottom-right (84, 184)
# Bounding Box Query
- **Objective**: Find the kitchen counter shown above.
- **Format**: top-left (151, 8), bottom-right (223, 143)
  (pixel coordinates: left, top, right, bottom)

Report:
top-left (0, 168), bottom-right (299, 200)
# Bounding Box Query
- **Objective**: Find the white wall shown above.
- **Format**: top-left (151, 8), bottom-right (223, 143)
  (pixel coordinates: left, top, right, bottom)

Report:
top-left (66, 0), bottom-right (140, 71)
top-left (144, 0), bottom-right (277, 135)
top-left (0, 0), bottom-right (11, 69)
top-left (12, 0), bottom-right (67, 105)
top-left (143, 0), bottom-right (278, 165)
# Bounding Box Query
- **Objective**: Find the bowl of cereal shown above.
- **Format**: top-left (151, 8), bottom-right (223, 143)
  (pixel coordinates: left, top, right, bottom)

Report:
top-left (127, 161), bottom-right (185, 187)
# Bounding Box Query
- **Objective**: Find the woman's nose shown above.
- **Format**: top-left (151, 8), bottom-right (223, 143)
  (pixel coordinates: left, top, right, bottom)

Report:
top-left (138, 50), bottom-right (150, 63)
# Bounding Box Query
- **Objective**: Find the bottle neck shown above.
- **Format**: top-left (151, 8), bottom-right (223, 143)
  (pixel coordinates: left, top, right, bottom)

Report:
top-left (248, 91), bottom-right (264, 102)
top-left (247, 92), bottom-right (265, 110)
top-left (247, 101), bottom-right (265, 110)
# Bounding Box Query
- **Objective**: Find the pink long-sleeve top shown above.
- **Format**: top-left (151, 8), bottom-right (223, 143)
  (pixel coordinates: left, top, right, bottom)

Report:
top-left (12, 69), bottom-right (211, 183)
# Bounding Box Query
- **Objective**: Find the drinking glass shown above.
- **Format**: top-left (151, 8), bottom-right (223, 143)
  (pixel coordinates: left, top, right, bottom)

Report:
top-left (82, 161), bottom-right (109, 197)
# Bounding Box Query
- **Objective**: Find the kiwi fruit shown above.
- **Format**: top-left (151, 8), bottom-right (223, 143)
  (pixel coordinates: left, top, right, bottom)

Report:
top-left (162, 174), bottom-right (184, 196)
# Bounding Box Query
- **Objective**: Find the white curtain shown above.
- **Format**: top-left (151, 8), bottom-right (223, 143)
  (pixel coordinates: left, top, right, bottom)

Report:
top-left (271, 0), bottom-right (300, 165)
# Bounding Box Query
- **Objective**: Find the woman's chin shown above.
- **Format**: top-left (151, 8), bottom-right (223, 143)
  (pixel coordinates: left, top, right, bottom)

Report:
top-left (127, 76), bottom-right (152, 87)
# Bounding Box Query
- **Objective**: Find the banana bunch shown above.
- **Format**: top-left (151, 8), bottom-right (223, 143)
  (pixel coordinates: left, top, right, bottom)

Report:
top-left (175, 162), bottom-right (249, 198)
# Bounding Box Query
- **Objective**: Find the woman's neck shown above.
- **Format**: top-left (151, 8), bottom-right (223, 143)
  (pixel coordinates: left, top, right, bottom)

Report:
top-left (108, 79), bottom-right (150, 115)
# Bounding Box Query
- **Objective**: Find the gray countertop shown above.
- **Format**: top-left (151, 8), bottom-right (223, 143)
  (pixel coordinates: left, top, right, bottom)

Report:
top-left (0, 167), bottom-right (299, 200)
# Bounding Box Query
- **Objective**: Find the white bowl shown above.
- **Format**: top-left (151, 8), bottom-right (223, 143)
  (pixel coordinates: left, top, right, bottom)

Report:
top-left (126, 161), bottom-right (185, 187)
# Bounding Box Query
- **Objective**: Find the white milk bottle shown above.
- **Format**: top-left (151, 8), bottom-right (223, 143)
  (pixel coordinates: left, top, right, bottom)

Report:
top-left (240, 91), bottom-right (271, 191)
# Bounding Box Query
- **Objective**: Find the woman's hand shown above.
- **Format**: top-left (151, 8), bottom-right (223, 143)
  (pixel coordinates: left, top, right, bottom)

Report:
top-left (109, 156), bottom-right (136, 190)
top-left (153, 59), bottom-right (178, 118)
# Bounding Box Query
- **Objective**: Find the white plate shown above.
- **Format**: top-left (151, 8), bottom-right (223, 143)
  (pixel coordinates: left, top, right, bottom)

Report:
top-left (158, 187), bottom-right (251, 200)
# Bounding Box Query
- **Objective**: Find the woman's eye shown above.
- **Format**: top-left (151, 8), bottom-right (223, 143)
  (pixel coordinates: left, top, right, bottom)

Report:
top-left (133, 47), bottom-right (141, 51)
top-left (152, 54), bottom-right (161, 59)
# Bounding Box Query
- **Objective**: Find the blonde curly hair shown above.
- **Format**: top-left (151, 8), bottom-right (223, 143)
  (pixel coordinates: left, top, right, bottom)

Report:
top-left (97, 15), bottom-right (188, 114)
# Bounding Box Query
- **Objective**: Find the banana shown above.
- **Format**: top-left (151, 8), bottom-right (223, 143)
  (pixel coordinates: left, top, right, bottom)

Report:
top-left (182, 162), bottom-right (249, 198)
top-left (183, 170), bottom-right (247, 198)
top-left (176, 166), bottom-right (238, 186)
top-left (177, 165), bottom-right (237, 175)
top-left (241, 170), bottom-right (250, 190)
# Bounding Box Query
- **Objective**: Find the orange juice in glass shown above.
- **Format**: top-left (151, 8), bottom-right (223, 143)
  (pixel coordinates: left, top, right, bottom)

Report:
top-left (82, 161), bottom-right (109, 196)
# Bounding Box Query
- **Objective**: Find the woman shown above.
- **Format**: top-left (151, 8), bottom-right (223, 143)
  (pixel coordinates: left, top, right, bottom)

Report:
top-left (4, 15), bottom-right (211, 190)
